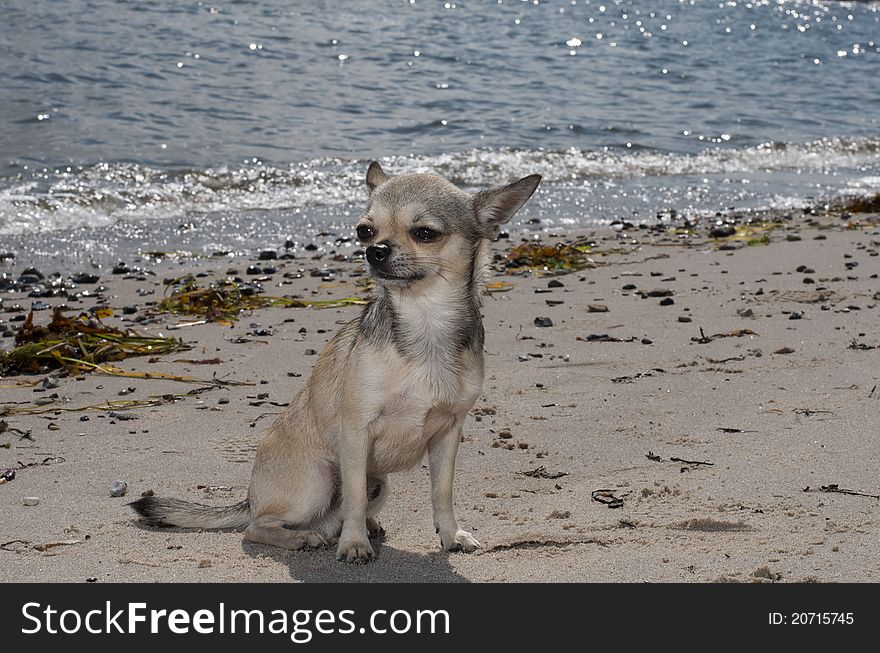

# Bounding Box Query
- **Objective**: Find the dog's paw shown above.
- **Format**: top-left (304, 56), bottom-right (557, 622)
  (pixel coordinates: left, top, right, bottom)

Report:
top-left (366, 517), bottom-right (385, 539)
top-left (440, 529), bottom-right (481, 553)
top-left (336, 538), bottom-right (375, 564)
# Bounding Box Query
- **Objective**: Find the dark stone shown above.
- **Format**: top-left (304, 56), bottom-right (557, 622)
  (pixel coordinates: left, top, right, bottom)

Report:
top-left (533, 317), bottom-right (554, 327)
top-left (709, 224), bottom-right (736, 238)
top-left (258, 250), bottom-right (277, 261)
top-left (659, 297), bottom-right (675, 306)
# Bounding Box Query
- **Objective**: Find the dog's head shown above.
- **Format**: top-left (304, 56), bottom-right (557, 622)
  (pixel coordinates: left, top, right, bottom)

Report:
top-left (356, 161), bottom-right (541, 289)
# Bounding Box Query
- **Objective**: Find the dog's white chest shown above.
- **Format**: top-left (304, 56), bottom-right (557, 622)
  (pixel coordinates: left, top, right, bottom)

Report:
top-left (366, 390), bottom-right (443, 474)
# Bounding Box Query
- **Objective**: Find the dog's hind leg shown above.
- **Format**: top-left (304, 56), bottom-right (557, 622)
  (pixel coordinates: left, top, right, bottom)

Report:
top-left (244, 515), bottom-right (326, 550)
top-left (245, 457), bottom-right (338, 551)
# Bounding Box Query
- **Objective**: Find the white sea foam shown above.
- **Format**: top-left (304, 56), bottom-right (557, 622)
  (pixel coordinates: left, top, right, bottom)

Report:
top-left (0, 136), bottom-right (877, 235)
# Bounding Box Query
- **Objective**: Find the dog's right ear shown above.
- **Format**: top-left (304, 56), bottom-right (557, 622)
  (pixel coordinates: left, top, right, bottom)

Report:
top-left (473, 174), bottom-right (542, 239)
top-left (366, 161), bottom-right (390, 194)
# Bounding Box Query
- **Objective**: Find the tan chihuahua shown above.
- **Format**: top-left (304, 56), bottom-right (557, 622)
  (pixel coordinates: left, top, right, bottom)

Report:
top-left (132, 162), bottom-right (541, 563)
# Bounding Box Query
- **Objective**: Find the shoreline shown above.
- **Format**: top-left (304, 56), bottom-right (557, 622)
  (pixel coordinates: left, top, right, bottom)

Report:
top-left (2, 202), bottom-right (879, 582)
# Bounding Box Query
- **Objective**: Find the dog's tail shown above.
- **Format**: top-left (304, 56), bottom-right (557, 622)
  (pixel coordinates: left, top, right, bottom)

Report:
top-left (130, 496), bottom-right (250, 529)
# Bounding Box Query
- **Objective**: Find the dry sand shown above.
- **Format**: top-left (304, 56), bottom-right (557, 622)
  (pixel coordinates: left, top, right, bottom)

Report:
top-left (2, 207), bottom-right (879, 583)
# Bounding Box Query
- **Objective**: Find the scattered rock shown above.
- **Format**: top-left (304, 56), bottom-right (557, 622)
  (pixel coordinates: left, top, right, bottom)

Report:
top-left (534, 317), bottom-right (553, 327)
top-left (110, 481), bottom-right (128, 497)
top-left (710, 224), bottom-right (736, 238)
top-left (587, 304), bottom-right (608, 313)
top-left (23, 497), bottom-right (40, 506)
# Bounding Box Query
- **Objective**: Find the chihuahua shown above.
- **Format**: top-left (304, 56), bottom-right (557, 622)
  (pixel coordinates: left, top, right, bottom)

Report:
top-left (131, 162), bottom-right (541, 563)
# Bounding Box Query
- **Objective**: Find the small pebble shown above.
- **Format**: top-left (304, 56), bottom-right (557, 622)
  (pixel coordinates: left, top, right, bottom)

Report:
top-left (23, 497), bottom-right (40, 506)
top-left (534, 317), bottom-right (554, 327)
top-left (659, 297), bottom-right (675, 306)
top-left (110, 481), bottom-right (128, 498)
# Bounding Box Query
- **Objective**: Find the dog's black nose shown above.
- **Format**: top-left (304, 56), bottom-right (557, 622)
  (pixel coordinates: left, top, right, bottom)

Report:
top-left (366, 244), bottom-right (390, 266)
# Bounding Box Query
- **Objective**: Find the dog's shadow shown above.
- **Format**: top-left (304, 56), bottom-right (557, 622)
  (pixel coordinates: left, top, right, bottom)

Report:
top-left (241, 535), bottom-right (471, 583)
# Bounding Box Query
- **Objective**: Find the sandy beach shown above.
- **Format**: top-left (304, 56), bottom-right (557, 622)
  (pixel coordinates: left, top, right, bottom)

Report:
top-left (2, 204), bottom-right (879, 583)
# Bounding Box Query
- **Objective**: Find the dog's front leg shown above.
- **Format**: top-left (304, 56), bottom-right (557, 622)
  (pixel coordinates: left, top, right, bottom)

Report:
top-left (427, 414), bottom-right (481, 553)
top-left (336, 424), bottom-right (374, 563)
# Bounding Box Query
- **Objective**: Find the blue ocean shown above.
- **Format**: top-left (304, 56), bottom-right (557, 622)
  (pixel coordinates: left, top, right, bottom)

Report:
top-left (1, 0), bottom-right (878, 263)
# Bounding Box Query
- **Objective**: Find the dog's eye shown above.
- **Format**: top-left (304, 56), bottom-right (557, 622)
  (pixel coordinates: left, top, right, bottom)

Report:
top-left (412, 227), bottom-right (441, 243)
top-left (356, 225), bottom-right (375, 242)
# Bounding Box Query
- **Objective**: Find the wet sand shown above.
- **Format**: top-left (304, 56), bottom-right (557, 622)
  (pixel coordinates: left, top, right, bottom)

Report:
top-left (2, 206), bottom-right (879, 582)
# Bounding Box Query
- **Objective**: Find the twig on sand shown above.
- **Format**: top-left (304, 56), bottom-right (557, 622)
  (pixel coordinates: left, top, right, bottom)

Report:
top-left (803, 484), bottom-right (880, 500)
top-left (793, 408), bottom-right (834, 417)
top-left (518, 466), bottom-right (568, 479)
top-left (669, 457), bottom-right (714, 466)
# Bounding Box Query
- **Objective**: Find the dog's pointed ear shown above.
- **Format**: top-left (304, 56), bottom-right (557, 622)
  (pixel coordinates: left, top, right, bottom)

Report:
top-left (366, 161), bottom-right (390, 194)
top-left (473, 174), bottom-right (541, 238)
